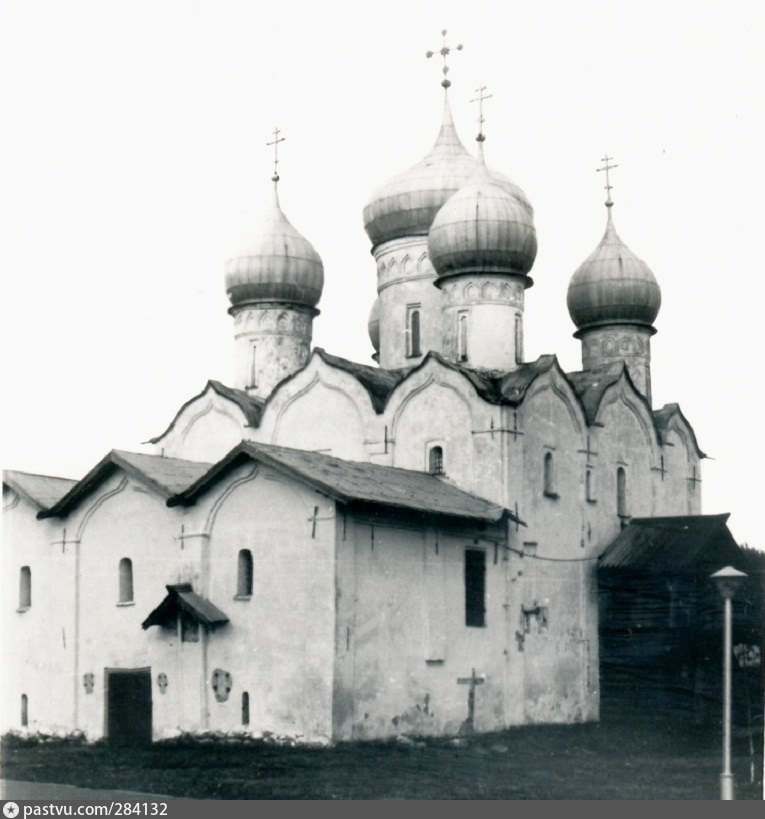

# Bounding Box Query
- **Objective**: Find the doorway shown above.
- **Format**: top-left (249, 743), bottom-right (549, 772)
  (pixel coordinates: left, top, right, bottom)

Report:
top-left (106, 668), bottom-right (152, 746)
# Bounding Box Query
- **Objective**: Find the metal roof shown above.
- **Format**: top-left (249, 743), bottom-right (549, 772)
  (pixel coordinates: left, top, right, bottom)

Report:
top-left (142, 583), bottom-right (229, 630)
top-left (599, 514), bottom-right (742, 572)
top-left (39, 450), bottom-right (214, 519)
top-left (3, 470), bottom-right (78, 511)
top-left (566, 362), bottom-right (626, 424)
top-left (170, 440), bottom-right (517, 525)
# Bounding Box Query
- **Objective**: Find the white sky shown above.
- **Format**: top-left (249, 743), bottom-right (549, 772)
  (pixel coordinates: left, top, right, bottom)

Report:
top-left (1, 0), bottom-right (763, 548)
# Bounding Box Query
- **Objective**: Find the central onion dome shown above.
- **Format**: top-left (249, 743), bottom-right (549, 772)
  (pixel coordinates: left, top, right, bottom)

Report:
top-left (567, 204), bottom-right (661, 332)
top-left (225, 185), bottom-right (324, 309)
top-left (427, 162), bottom-right (537, 282)
top-left (362, 98), bottom-right (479, 248)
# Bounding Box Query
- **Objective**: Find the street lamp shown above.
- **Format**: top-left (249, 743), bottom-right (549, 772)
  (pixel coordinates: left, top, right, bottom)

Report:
top-left (710, 565), bottom-right (748, 800)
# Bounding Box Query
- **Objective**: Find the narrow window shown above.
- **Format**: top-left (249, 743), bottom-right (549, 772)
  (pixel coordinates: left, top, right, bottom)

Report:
top-left (237, 549), bottom-right (253, 598)
top-left (248, 344), bottom-right (257, 389)
top-left (465, 549), bottom-right (486, 627)
top-left (543, 452), bottom-right (556, 497)
top-left (617, 467), bottom-right (628, 517)
top-left (242, 691), bottom-right (250, 726)
top-left (457, 312), bottom-right (468, 362)
top-left (586, 468), bottom-right (596, 502)
top-left (514, 313), bottom-right (523, 365)
top-left (429, 446), bottom-right (444, 475)
top-left (118, 558), bottom-right (133, 603)
top-left (21, 694), bottom-right (28, 727)
top-left (19, 566), bottom-right (31, 609)
top-left (406, 306), bottom-right (421, 357)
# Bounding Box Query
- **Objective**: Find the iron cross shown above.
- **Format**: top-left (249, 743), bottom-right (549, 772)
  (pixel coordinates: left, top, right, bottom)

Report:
top-left (597, 154), bottom-right (618, 204)
top-left (426, 29), bottom-right (463, 88)
top-left (267, 126), bottom-right (286, 182)
top-left (470, 85), bottom-right (492, 143)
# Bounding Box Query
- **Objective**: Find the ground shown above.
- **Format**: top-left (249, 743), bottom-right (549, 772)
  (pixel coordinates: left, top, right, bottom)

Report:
top-left (2, 718), bottom-right (762, 800)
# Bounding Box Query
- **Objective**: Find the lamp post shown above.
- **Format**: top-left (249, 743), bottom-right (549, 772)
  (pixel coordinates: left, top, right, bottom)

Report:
top-left (710, 565), bottom-right (748, 800)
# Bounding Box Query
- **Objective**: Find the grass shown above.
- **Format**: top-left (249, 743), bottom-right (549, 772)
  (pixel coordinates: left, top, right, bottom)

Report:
top-left (2, 718), bottom-right (763, 800)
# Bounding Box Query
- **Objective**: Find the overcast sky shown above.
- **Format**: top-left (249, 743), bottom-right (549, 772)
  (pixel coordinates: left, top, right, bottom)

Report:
top-left (1, 0), bottom-right (763, 547)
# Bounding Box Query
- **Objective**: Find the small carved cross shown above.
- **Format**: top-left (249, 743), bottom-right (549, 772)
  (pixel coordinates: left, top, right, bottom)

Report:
top-left (687, 466), bottom-right (702, 491)
top-left (577, 434), bottom-right (598, 465)
top-left (426, 29), bottom-right (463, 88)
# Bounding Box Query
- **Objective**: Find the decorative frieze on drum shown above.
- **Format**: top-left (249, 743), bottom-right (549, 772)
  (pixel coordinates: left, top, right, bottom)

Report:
top-left (440, 277), bottom-right (525, 306)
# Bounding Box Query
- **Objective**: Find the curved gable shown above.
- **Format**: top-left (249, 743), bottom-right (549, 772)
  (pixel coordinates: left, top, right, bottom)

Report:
top-left (149, 382), bottom-right (254, 462)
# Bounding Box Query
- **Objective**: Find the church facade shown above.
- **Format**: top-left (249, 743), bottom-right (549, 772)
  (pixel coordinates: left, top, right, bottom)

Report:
top-left (2, 70), bottom-right (707, 745)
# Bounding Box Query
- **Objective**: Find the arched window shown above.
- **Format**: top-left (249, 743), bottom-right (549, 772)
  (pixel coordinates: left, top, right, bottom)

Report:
top-left (118, 558), bottom-right (133, 604)
top-left (242, 691), bottom-right (250, 726)
top-left (19, 566), bottom-right (31, 609)
top-left (237, 549), bottom-right (253, 598)
top-left (617, 467), bottom-right (628, 517)
top-left (21, 694), bottom-right (28, 727)
top-left (457, 312), bottom-right (468, 362)
top-left (407, 307), bottom-right (421, 357)
top-left (543, 452), bottom-right (556, 497)
top-left (429, 446), bottom-right (444, 475)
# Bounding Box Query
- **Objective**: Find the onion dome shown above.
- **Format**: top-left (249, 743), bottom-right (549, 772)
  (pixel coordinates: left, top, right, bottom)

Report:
top-left (427, 162), bottom-right (537, 282)
top-left (362, 97), bottom-right (479, 248)
top-left (567, 204), bottom-right (661, 332)
top-left (225, 186), bottom-right (324, 309)
top-left (367, 297), bottom-right (380, 353)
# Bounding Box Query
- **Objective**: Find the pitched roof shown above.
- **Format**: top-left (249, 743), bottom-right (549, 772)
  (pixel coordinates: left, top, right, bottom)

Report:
top-left (39, 450), bottom-right (213, 519)
top-left (3, 470), bottom-right (78, 511)
top-left (170, 440), bottom-right (518, 525)
top-left (142, 583), bottom-right (229, 630)
top-left (147, 380), bottom-right (263, 445)
top-left (599, 514), bottom-right (742, 572)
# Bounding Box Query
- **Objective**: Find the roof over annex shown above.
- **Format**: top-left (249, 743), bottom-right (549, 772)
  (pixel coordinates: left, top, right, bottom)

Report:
top-left (142, 583), bottom-right (229, 630)
top-left (169, 440), bottom-right (520, 526)
top-left (599, 514), bottom-right (741, 573)
top-left (3, 470), bottom-right (78, 511)
top-left (39, 450), bottom-right (213, 519)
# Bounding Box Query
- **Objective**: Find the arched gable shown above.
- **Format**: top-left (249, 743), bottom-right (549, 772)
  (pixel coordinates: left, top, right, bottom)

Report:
top-left (387, 359), bottom-right (479, 475)
top-left (266, 362), bottom-right (369, 460)
top-left (151, 384), bottom-right (252, 462)
top-left (594, 377), bottom-right (658, 453)
top-left (522, 368), bottom-right (586, 437)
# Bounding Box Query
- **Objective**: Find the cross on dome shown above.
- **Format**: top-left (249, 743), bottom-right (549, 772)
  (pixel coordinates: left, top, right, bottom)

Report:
top-left (426, 29), bottom-right (463, 89)
top-left (470, 84), bottom-right (492, 160)
top-left (267, 126), bottom-right (286, 184)
top-left (597, 154), bottom-right (619, 206)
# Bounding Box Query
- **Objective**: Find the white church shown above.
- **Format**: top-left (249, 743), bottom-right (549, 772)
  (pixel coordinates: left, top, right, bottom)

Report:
top-left (3, 52), bottom-right (712, 745)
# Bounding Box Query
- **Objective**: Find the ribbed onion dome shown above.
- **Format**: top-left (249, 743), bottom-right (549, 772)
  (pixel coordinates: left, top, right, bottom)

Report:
top-left (367, 297), bottom-right (380, 353)
top-left (362, 97), bottom-right (480, 248)
top-left (567, 205), bottom-right (661, 331)
top-left (427, 162), bottom-right (537, 281)
top-left (225, 186), bottom-right (324, 309)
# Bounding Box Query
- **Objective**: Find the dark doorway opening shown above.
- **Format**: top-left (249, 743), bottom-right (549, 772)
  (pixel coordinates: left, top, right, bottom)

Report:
top-left (106, 668), bottom-right (152, 746)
